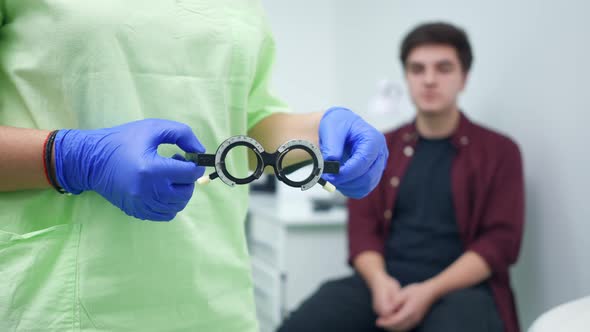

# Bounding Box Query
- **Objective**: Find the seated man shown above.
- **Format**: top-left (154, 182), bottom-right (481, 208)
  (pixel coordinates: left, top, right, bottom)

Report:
top-left (277, 22), bottom-right (524, 332)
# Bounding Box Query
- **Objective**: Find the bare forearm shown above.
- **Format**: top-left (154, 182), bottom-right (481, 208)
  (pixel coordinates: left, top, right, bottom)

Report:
top-left (353, 251), bottom-right (390, 289)
top-left (247, 112), bottom-right (323, 168)
top-left (424, 251), bottom-right (491, 299)
top-left (0, 126), bottom-right (52, 191)
top-left (248, 112), bottom-right (322, 149)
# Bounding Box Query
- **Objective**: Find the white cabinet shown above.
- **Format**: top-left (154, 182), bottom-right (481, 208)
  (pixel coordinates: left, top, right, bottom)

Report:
top-left (247, 195), bottom-right (351, 332)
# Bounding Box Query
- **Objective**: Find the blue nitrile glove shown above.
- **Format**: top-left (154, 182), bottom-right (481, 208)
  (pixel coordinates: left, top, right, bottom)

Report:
top-left (53, 119), bottom-right (205, 221)
top-left (319, 107), bottom-right (389, 199)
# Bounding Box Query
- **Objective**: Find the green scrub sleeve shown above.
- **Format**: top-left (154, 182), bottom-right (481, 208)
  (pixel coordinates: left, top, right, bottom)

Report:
top-left (246, 30), bottom-right (291, 131)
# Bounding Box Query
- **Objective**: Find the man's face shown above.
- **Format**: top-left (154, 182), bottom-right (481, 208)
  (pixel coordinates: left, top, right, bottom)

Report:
top-left (404, 44), bottom-right (467, 116)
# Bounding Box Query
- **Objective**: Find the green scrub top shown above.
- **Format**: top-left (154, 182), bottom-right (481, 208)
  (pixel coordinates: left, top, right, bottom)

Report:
top-left (0, 1), bottom-right (289, 331)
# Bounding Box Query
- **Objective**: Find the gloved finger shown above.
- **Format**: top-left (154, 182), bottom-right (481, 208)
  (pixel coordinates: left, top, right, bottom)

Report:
top-left (325, 145), bottom-right (377, 185)
top-left (335, 136), bottom-right (384, 183)
top-left (318, 111), bottom-right (349, 162)
top-left (161, 183), bottom-right (195, 204)
top-left (147, 197), bottom-right (188, 215)
top-left (362, 157), bottom-right (386, 195)
top-left (324, 153), bottom-right (384, 198)
top-left (322, 148), bottom-right (384, 185)
top-left (169, 153), bottom-right (206, 184)
top-left (319, 133), bottom-right (346, 162)
top-left (335, 181), bottom-right (370, 199)
top-left (153, 120), bottom-right (206, 154)
top-left (172, 153), bottom-right (187, 161)
top-left (142, 203), bottom-right (177, 222)
top-left (127, 202), bottom-right (176, 222)
top-left (333, 178), bottom-right (374, 199)
top-left (158, 156), bottom-right (205, 184)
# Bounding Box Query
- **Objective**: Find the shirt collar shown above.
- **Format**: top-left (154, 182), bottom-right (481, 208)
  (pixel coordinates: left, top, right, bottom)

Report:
top-left (402, 111), bottom-right (473, 149)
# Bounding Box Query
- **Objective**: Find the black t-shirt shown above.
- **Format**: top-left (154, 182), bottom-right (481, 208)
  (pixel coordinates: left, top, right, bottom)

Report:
top-left (385, 137), bottom-right (464, 282)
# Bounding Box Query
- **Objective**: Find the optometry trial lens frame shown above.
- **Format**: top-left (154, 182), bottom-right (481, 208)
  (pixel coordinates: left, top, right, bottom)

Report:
top-left (186, 135), bottom-right (340, 192)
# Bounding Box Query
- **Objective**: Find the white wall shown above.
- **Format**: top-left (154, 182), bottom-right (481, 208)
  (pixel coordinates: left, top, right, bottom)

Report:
top-left (262, 1), bottom-right (590, 329)
top-left (261, 0), bottom-right (339, 114)
top-left (333, 1), bottom-right (407, 130)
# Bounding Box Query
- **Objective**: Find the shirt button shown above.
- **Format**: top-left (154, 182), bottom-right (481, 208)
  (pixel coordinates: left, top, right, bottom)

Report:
top-left (390, 176), bottom-right (400, 188)
top-left (460, 136), bottom-right (469, 145)
top-left (384, 209), bottom-right (392, 219)
top-left (403, 146), bottom-right (414, 157)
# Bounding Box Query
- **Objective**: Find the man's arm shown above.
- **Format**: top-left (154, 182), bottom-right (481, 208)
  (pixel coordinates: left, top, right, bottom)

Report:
top-left (0, 126), bottom-right (52, 191)
top-left (355, 251), bottom-right (403, 317)
top-left (427, 139), bottom-right (524, 297)
top-left (424, 251), bottom-right (491, 298)
top-left (466, 140), bottom-right (525, 275)
top-left (354, 251), bottom-right (390, 289)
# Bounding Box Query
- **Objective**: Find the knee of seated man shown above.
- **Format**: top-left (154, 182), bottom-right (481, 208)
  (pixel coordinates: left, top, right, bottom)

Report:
top-left (318, 276), bottom-right (361, 293)
top-left (436, 286), bottom-right (495, 314)
top-left (419, 286), bottom-right (502, 332)
top-left (316, 278), bottom-right (349, 297)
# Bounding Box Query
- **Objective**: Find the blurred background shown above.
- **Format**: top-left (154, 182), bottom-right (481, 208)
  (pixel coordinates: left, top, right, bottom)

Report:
top-left (246, 1), bottom-right (590, 331)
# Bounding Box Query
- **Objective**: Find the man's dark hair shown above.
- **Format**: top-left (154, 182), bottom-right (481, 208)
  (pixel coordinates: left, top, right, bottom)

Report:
top-left (400, 22), bottom-right (473, 72)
